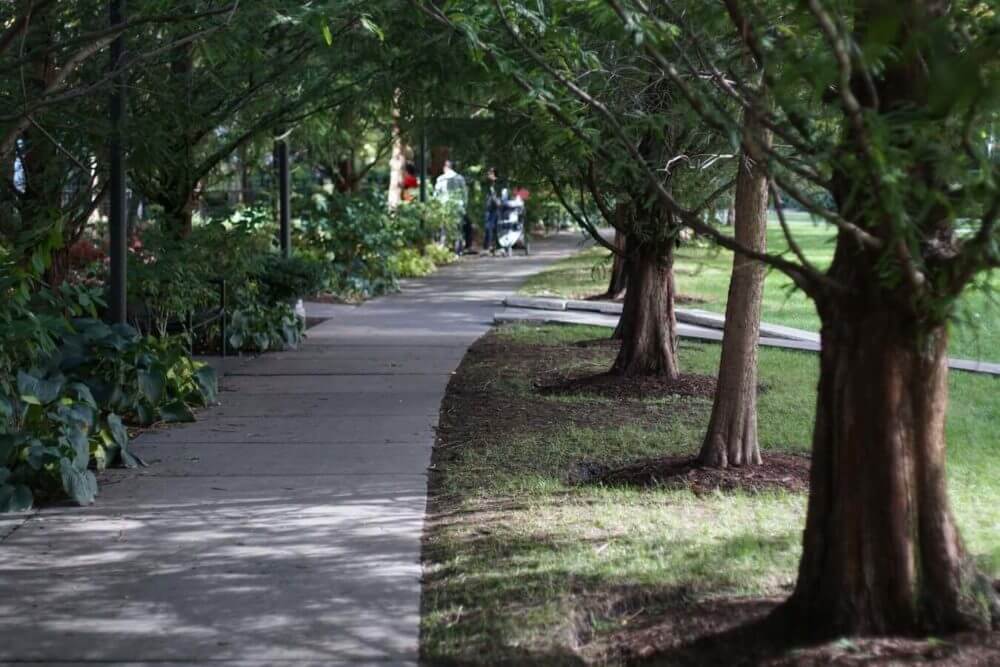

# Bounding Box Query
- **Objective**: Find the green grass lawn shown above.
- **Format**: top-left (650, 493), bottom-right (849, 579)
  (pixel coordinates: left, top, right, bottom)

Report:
top-left (520, 220), bottom-right (1000, 362)
top-left (422, 324), bottom-right (1000, 664)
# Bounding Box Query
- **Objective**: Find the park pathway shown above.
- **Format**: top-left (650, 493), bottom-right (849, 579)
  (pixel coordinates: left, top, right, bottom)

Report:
top-left (0, 234), bottom-right (584, 666)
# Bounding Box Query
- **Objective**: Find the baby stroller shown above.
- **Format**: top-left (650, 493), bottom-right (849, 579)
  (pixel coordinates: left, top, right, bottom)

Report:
top-left (497, 193), bottom-right (530, 256)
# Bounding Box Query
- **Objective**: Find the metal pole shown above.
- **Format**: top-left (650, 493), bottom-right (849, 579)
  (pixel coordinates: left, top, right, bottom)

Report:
top-left (108, 0), bottom-right (127, 324)
top-left (275, 135), bottom-right (291, 257)
top-left (419, 122), bottom-right (428, 203)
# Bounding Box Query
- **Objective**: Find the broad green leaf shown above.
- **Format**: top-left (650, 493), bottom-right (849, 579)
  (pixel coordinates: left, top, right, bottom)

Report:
top-left (159, 400), bottom-right (195, 424)
top-left (0, 483), bottom-right (33, 513)
top-left (59, 458), bottom-right (97, 506)
top-left (17, 371), bottom-right (63, 406)
top-left (106, 413), bottom-right (128, 449)
top-left (195, 365), bottom-right (218, 404)
top-left (138, 367), bottom-right (166, 405)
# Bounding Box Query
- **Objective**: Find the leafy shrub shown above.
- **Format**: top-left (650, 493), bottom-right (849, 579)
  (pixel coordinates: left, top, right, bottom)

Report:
top-left (56, 320), bottom-right (218, 426)
top-left (0, 316), bottom-right (217, 511)
top-left (389, 248), bottom-right (436, 278)
top-left (128, 220), bottom-right (271, 336)
top-left (252, 253), bottom-right (330, 303)
top-left (1, 253), bottom-right (217, 510)
top-left (128, 211), bottom-right (316, 353)
top-left (227, 295), bottom-right (304, 353)
top-left (296, 191), bottom-right (461, 298)
top-left (423, 242), bottom-right (459, 266)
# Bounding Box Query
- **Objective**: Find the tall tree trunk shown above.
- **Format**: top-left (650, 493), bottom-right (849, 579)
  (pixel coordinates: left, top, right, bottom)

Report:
top-left (387, 91), bottom-right (405, 211)
top-left (699, 110), bottom-right (772, 467)
top-left (780, 299), bottom-right (999, 636)
top-left (238, 144), bottom-right (254, 205)
top-left (612, 239), bottom-right (679, 378)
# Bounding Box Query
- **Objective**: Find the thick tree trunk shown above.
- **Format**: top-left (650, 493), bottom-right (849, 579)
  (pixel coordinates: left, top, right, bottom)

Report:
top-left (611, 241), bottom-right (679, 378)
top-left (699, 118), bottom-right (772, 467)
top-left (162, 190), bottom-right (196, 239)
top-left (780, 304), bottom-right (999, 636)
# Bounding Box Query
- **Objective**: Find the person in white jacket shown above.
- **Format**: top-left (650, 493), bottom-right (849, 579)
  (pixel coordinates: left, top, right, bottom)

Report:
top-left (434, 160), bottom-right (469, 251)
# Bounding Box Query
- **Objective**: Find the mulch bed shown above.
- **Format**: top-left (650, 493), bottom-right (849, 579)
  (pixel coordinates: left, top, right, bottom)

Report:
top-left (538, 371), bottom-right (717, 400)
top-left (571, 453), bottom-right (811, 495)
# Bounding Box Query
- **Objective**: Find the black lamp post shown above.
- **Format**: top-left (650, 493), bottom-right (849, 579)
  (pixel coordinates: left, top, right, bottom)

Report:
top-left (108, 0), bottom-right (127, 324)
top-left (274, 132), bottom-right (291, 257)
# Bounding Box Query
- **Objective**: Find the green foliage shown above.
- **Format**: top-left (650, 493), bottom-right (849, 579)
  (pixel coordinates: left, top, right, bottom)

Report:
top-left (0, 270), bottom-right (217, 510)
top-left (388, 248), bottom-right (436, 278)
top-left (227, 297), bottom-right (305, 353)
top-left (296, 190), bottom-right (460, 298)
top-left (253, 254), bottom-right (330, 303)
top-left (423, 242), bottom-right (460, 267)
top-left (130, 209), bottom-right (321, 353)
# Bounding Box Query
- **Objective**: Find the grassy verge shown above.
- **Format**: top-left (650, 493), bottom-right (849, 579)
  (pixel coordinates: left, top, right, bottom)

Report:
top-left (518, 221), bottom-right (1000, 361)
top-left (421, 323), bottom-right (1000, 664)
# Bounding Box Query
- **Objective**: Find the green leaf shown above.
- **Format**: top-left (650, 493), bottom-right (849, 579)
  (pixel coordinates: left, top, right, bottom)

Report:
top-left (360, 15), bottom-right (384, 42)
top-left (66, 428), bottom-right (90, 469)
top-left (59, 458), bottom-right (97, 506)
top-left (0, 483), bottom-right (33, 513)
top-left (66, 383), bottom-right (97, 408)
top-left (106, 413), bottom-right (128, 450)
top-left (321, 20), bottom-right (333, 46)
top-left (136, 403), bottom-right (155, 427)
top-left (159, 400), bottom-right (195, 424)
top-left (195, 365), bottom-right (218, 404)
top-left (120, 447), bottom-right (143, 469)
top-left (138, 366), bottom-right (166, 406)
top-left (17, 371), bottom-right (63, 406)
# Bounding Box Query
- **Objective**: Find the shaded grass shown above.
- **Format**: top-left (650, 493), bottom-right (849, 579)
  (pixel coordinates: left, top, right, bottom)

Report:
top-left (422, 323), bottom-right (1000, 664)
top-left (519, 221), bottom-right (1000, 361)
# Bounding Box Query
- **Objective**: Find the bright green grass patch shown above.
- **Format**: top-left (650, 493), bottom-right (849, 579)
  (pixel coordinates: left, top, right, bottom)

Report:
top-left (519, 221), bottom-right (1000, 361)
top-left (423, 323), bottom-right (1000, 663)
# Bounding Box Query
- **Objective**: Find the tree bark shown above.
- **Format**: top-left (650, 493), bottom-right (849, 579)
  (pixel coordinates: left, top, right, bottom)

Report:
top-left (611, 240), bottom-right (679, 378)
top-left (779, 300), bottom-right (1000, 636)
top-left (387, 91), bottom-right (405, 211)
top-left (698, 114), bottom-right (772, 467)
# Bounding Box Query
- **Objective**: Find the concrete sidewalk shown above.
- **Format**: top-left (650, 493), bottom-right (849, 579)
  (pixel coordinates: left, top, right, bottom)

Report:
top-left (0, 233), bottom-right (588, 665)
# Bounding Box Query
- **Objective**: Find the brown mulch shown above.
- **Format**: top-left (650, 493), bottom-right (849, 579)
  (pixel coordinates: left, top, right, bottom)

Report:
top-left (538, 371), bottom-right (716, 400)
top-left (572, 453), bottom-right (811, 495)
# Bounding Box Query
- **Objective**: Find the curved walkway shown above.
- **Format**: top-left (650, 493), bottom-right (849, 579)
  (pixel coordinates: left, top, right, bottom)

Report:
top-left (0, 234), bottom-right (584, 665)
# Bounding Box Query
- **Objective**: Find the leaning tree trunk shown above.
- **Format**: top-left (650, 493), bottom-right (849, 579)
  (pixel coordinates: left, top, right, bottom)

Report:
top-left (780, 295), bottom-right (1000, 637)
top-left (699, 114), bottom-right (772, 467)
top-left (611, 240), bottom-right (679, 378)
top-left (604, 215), bottom-right (629, 300)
